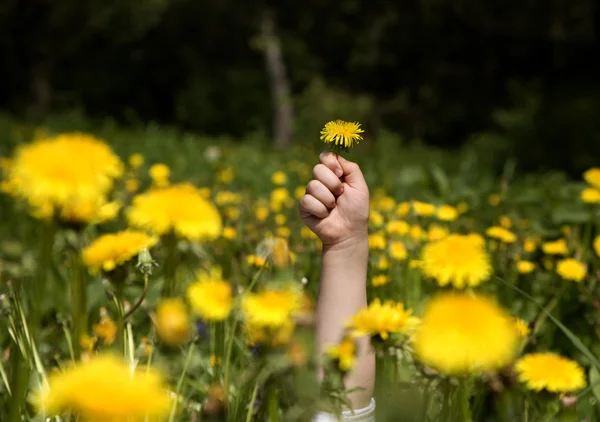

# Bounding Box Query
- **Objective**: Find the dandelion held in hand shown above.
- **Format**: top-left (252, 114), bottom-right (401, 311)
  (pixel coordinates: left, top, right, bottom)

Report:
top-left (320, 120), bottom-right (364, 154)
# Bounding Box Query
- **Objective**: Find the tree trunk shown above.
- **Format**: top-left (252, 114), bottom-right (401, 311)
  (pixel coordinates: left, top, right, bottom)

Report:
top-left (260, 10), bottom-right (293, 148)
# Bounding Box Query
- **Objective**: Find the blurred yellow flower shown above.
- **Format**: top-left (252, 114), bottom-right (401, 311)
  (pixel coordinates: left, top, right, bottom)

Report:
top-left (275, 214), bottom-right (287, 226)
top-left (581, 187), bottom-right (600, 203)
top-left (320, 120), bottom-right (364, 150)
top-left (583, 168), bottom-right (600, 189)
top-left (395, 202), bottom-right (411, 217)
top-left (517, 260), bottom-right (536, 274)
top-left (93, 315), bottom-right (117, 346)
top-left (59, 198), bottom-right (121, 225)
top-left (301, 226), bottom-right (318, 240)
top-left (270, 187), bottom-right (290, 212)
top-left (409, 259), bottom-right (423, 269)
top-left (515, 353), bottom-right (586, 393)
top-left (386, 220), bottom-right (410, 236)
top-left (427, 224), bottom-right (449, 242)
top-left (210, 355), bottom-right (222, 367)
top-left (377, 196), bottom-right (396, 212)
top-left (347, 299), bottom-right (419, 340)
top-left (488, 193), bottom-right (501, 206)
top-left (414, 293), bottom-right (518, 375)
top-left (556, 258), bottom-right (587, 282)
top-left (222, 227), bottom-right (237, 240)
top-left (294, 186), bottom-right (305, 200)
top-left (421, 234), bottom-right (492, 289)
top-left (409, 225), bottom-right (426, 241)
top-left (271, 171), bottom-right (288, 185)
top-left (128, 183), bottom-right (222, 241)
top-left (187, 268), bottom-right (232, 321)
top-left (412, 201), bottom-right (436, 217)
top-left (4, 132), bottom-right (123, 221)
top-left (82, 230), bottom-right (158, 273)
top-left (594, 235), bottom-right (600, 257)
top-left (246, 319), bottom-right (295, 348)
top-left (154, 298), bottom-right (190, 346)
top-left (80, 335), bottom-right (96, 353)
top-left (38, 354), bottom-right (170, 422)
top-left (542, 238), bottom-right (568, 255)
top-left (255, 205), bottom-right (270, 222)
top-left (523, 238), bottom-right (537, 253)
top-left (247, 254), bottom-right (268, 268)
top-left (215, 190), bottom-right (243, 206)
top-left (326, 336), bottom-right (356, 372)
top-left (376, 256), bottom-right (390, 270)
top-left (128, 153), bottom-right (144, 169)
top-left (499, 216), bottom-right (512, 229)
top-left (125, 178), bottom-right (140, 193)
top-left (276, 226), bottom-right (291, 238)
top-left (225, 207), bottom-right (240, 221)
top-left (368, 232), bottom-right (386, 250)
top-left (371, 274), bottom-right (390, 287)
top-left (514, 318), bottom-right (530, 337)
top-left (149, 163), bottom-right (170, 187)
top-left (436, 205), bottom-right (458, 221)
top-left (389, 241), bottom-right (408, 261)
top-left (486, 226), bottom-right (517, 243)
top-left (242, 288), bottom-right (300, 328)
top-left (267, 237), bottom-right (293, 268)
top-left (217, 167), bottom-right (234, 184)
top-left (369, 210), bottom-right (384, 227)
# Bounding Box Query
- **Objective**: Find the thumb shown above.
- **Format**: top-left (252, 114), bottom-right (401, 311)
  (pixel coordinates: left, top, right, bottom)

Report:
top-left (338, 156), bottom-right (367, 189)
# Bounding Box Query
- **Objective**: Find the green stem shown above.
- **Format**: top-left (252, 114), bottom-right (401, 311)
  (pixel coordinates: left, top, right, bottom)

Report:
top-left (457, 380), bottom-right (471, 422)
top-left (267, 384), bottom-right (280, 422)
top-left (419, 380), bottom-right (433, 421)
top-left (245, 382), bottom-right (260, 422)
top-left (161, 234), bottom-right (179, 297)
top-left (441, 380), bottom-right (451, 422)
top-left (7, 346), bottom-right (29, 422)
top-left (70, 253), bottom-right (88, 359)
top-left (123, 274), bottom-right (149, 320)
top-left (168, 342), bottom-right (196, 422)
top-left (31, 222), bottom-right (54, 342)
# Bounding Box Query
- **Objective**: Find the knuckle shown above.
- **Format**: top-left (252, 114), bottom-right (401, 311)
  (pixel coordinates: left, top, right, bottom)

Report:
top-left (306, 179), bottom-right (319, 193)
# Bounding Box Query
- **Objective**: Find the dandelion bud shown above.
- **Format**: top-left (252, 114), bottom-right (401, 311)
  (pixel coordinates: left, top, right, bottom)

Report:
top-left (137, 247), bottom-right (158, 275)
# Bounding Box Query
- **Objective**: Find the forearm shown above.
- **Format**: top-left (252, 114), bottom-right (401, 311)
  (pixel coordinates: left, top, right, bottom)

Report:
top-left (316, 235), bottom-right (375, 409)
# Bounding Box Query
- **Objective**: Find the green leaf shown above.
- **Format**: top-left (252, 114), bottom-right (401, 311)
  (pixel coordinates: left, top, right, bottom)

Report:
top-left (495, 276), bottom-right (600, 371)
top-left (589, 367), bottom-right (600, 401)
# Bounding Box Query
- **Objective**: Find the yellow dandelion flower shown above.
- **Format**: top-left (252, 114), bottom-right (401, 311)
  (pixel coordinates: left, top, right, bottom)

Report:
top-left (154, 298), bottom-right (190, 346)
top-left (437, 205), bottom-right (458, 221)
top-left (581, 187), bottom-right (600, 203)
top-left (271, 171), bottom-right (288, 185)
top-left (542, 238), bottom-right (568, 255)
top-left (409, 259), bottom-right (423, 269)
top-left (245, 318), bottom-right (295, 348)
top-left (275, 214), bottom-right (286, 226)
top-left (347, 299), bottom-right (419, 340)
top-left (515, 353), bottom-right (586, 393)
top-left (320, 120), bottom-right (364, 151)
top-left (413, 293), bottom-right (518, 375)
top-left (242, 288), bottom-right (300, 328)
top-left (93, 315), bottom-right (117, 346)
top-left (371, 274), bottom-right (390, 287)
top-left (276, 226), bottom-right (291, 238)
top-left (421, 234), bottom-right (492, 289)
top-left (127, 183), bottom-right (222, 241)
top-left (38, 354), bottom-right (170, 422)
top-left (412, 201), bottom-right (436, 217)
top-left (389, 241), bottom-right (408, 261)
top-left (246, 254), bottom-right (268, 268)
top-left (270, 187), bottom-right (290, 212)
top-left (326, 336), bottom-right (356, 372)
top-left (556, 258), bottom-right (587, 282)
top-left (583, 168), bottom-right (600, 189)
top-left (301, 226), bottom-right (318, 240)
top-left (409, 225), bottom-right (426, 241)
top-left (396, 202), bottom-right (411, 217)
top-left (79, 335), bottom-right (96, 352)
top-left (4, 132), bottom-right (123, 222)
top-left (386, 220), bottom-right (409, 236)
top-left (294, 186), bottom-right (305, 200)
top-left (128, 153), bottom-right (144, 169)
top-left (368, 232), bottom-right (386, 250)
top-left (149, 163), bottom-right (170, 188)
top-left (514, 318), bottom-right (530, 337)
top-left (499, 216), bottom-right (512, 229)
top-left (222, 227), bottom-right (237, 240)
top-left (517, 260), bottom-right (536, 274)
top-left (125, 178), bottom-right (140, 193)
top-left (486, 226), bottom-right (517, 243)
top-left (369, 210), bottom-right (384, 227)
top-left (376, 256), bottom-right (390, 270)
top-left (217, 167), bottom-right (234, 184)
top-left (210, 355), bottom-right (222, 367)
top-left (427, 224), bottom-right (449, 242)
top-left (58, 198), bottom-right (121, 225)
top-left (524, 238), bottom-right (537, 253)
top-left (215, 190), bottom-right (243, 206)
top-left (187, 268), bottom-right (232, 321)
top-left (255, 205), bottom-right (270, 222)
top-left (594, 235), bottom-right (600, 257)
top-left (376, 196), bottom-right (396, 212)
top-left (225, 207), bottom-right (240, 221)
top-left (488, 193), bottom-right (501, 206)
top-left (82, 230), bottom-right (158, 274)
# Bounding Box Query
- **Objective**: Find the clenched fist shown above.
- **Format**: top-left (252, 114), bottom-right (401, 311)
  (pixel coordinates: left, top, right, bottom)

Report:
top-left (299, 152), bottom-right (369, 247)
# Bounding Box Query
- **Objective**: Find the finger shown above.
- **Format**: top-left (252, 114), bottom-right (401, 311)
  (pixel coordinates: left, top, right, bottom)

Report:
top-left (319, 152), bottom-right (344, 178)
top-left (312, 164), bottom-right (344, 196)
top-left (338, 156), bottom-right (367, 189)
top-left (306, 179), bottom-right (336, 209)
top-left (299, 194), bottom-right (329, 219)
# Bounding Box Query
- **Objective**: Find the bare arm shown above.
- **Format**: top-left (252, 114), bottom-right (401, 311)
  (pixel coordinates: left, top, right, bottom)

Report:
top-left (300, 153), bottom-right (375, 409)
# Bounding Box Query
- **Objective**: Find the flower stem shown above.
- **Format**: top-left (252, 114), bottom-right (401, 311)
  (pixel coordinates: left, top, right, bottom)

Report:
top-left (7, 345), bottom-right (29, 422)
top-left (245, 382), bottom-right (260, 422)
top-left (114, 282), bottom-right (126, 355)
top-left (31, 221), bottom-right (54, 342)
top-left (168, 341), bottom-right (196, 422)
top-left (457, 380), bottom-right (471, 422)
top-left (124, 274), bottom-right (149, 320)
top-left (70, 253), bottom-right (88, 359)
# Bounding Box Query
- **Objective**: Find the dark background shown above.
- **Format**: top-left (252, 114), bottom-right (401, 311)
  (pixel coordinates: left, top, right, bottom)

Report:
top-left (1, 0), bottom-right (599, 173)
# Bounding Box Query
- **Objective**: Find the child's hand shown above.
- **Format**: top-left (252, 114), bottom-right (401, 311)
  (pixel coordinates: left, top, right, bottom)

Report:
top-left (299, 152), bottom-right (369, 247)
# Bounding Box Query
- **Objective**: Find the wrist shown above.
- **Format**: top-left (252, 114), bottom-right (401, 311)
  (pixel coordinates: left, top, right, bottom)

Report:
top-left (322, 230), bottom-right (368, 254)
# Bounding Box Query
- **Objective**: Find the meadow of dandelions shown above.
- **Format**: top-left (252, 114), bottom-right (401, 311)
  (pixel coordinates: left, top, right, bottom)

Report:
top-left (0, 123), bottom-right (600, 421)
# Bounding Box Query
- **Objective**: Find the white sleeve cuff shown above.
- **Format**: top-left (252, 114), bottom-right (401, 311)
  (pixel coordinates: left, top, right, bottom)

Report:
top-left (312, 398), bottom-right (375, 422)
